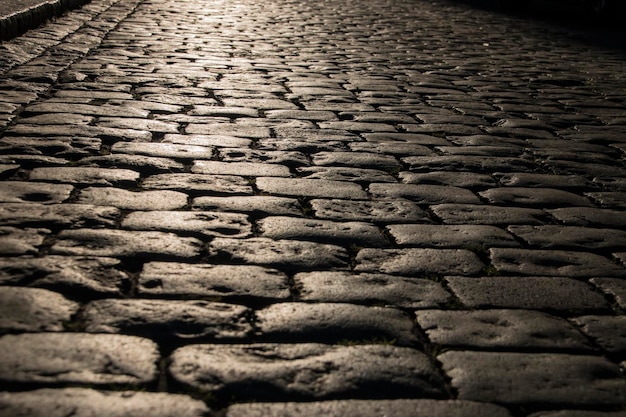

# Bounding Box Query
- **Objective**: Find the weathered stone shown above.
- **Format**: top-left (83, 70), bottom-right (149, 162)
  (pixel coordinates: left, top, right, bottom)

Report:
top-left (256, 302), bottom-right (418, 346)
top-left (192, 195), bottom-right (301, 215)
top-left (0, 333), bottom-right (158, 385)
top-left (369, 184), bottom-right (480, 204)
top-left (186, 123), bottom-right (270, 138)
top-left (479, 188), bottom-right (593, 207)
top-left (496, 173), bottom-right (597, 190)
top-left (417, 309), bottom-right (593, 351)
top-left (312, 151), bottom-right (401, 170)
top-left (142, 173), bottom-right (253, 195)
top-left (355, 248), bottom-right (484, 276)
top-left (111, 142), bottom-right (214, 159)
top-left (585, 192), bottom-right (626, 209)
top-left (0, 256), bottom-right (128, 297)
top-left (138, 261), bottom-right (291, 302)
top-left (0, 388), bottom-right (210, 417)
top-left (297, 166), bottom-right (396, 183)
top-left (122, 211), bottom-right (252, 238)
top-left (83, 299), bottom-right (252, 341)
top-left (0, 287), bottom-right (79, 333)
top-left (508, 225), bottom-right (626, 250)
top-left (208, 237), bottom-right (350, 271)
top-left (572, 316), bottom-right (626, 355)
top-left (257, 177), bottom-right (367, 199)
top-left (489, 248), bottom-right (626, 277)
top-left (549, 207), bottom-right (626, 228)
top-left (439, 351), bottom-right (626, 406)
top-left (591, 278), bottom-right (626, 309)
top-left (0, 181), bottom-right (72, 204)
top-left (76, 187), bottom-right (188, 210)
top-left (164, 133), bottom-right (252, 148)
top-left (387, 224), bottom-right (518, 248)
top-left (311, 198), bottom-right (428, 223)
top-left (192, 160), bottom-right (291, 177)
top-left (446, 277), bottom-right (610, 313)
top-left (350, 142), bottom-right (433, 156)
top-left (258, 216), bottom-right (389, 247)
top-left (432, 204), bottom-right (550, 225)
top-left (226, 399), bottom-right (513, 417)
top-left (80, 155), bottom-right (185, 172)
top-left (99, 118), bottom-right (180, 133)
top-left (402, 156), bottom-right (536, 172)
top-left (23, 102), bottom-right (149, 118)
top-left (29, 167), bottom-right (139, 186)
top-left (51, 229), bottom-right (203, 260)
top-left (0, 227), bottom-right (49, 255)
top-left (399, 171), bottom-right (495, 188)
top-left (529, 410), bottom-right (626, 417)
top-left (170, 343), bottom-right (446, 400)
top-left (296, 271), bottom-right (449, 308)
top-left (219, 149), bottom-right (309, 167)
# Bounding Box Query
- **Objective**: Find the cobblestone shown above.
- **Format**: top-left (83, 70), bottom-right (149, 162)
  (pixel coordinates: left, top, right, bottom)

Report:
top-left (0, 287), bottom-right (78, 333)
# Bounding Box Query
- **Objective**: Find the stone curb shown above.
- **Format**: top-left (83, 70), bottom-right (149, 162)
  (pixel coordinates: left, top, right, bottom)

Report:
top-left (0, 0), bottom-right (91, 41)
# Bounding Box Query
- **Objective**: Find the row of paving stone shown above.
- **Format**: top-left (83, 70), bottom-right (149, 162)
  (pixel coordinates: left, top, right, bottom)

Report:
top-left (1, 0), bottom-right (626, 415)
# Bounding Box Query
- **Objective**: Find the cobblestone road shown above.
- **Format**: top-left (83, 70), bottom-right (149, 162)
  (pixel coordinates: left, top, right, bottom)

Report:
top-left (1, 0), bottom-right (626, 415)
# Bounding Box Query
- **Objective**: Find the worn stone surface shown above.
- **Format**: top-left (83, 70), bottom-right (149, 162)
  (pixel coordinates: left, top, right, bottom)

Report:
top-left (0, 203), bottom-right (119, 228)
top-left (591, 278), bottom-right (626, 309)
top-left (29, 167), bottom-right (139, 186)
top-left (388, 224), bottom-right (518, 248)
top-left (170, 343), bottom-right (446, 400)
top-left (572, 316), bottom-right (626, 356)
top-left (0, 333), bottom-right (158, 385)
top-left (76, 187), bottom-right (188, 210)
top-left (311, 198), bottom-right (429, 223)
top-left (83, 299), bottom-right (253, 341)
top-left (257, 177), bottom-right (368, 199)
top-left (192, 160), bottom-right (291, 177)
top-left (142, 173), bottom-right (253, 195)
top-left (508, 225), bottom-right (626, 250)
top-left (431, 204), bottom-right (550, 225)
top-left (0, 181), bottom-right (73, 204)
top-left (0, 388), bottom-right (210, 417)
top-left (138, 261), bottom-right (291, 302)
top-left (256, 302), bottom-right (418, 346)
top-left (369, 184), bottom-right (480, 204)
top-left (0, 226), bottom-right (49, 255)
top-left (192, 195), bottom-right (301, 215)
top-left (226, 399), bottom-right (514, 417)
top-left (295, 271), bottom-right (449, 308)
top-left (439, 351), bottom-right (626, 406)
top-left (417, 309), bottom-right (593, 351)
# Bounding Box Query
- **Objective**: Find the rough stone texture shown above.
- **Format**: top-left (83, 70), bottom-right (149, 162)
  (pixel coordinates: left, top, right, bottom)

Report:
top-left (256, 302), bottom-right (418, 346)
top-left (76, 187), bottom-right (188, 210)
top-left (417, 309), bottom-right (593, 351)
top-left (111, 141), bottom-right (214, 159)
top-left (0, 333), bottom-right (158, 385)
top-left (258, 216), bottom-right (389, 247)
top-left (387, 224), bottom-right (518, 248)
top-left (170, 343), bottom-right (446, 400)
top-left (0, 203), bottom-right (120, 228)
top-left (51, 229), bottom-right (203, 260)
top-left (591, 278), bottom-right (626, 309)
top-left (192, 160), bottom-right (291, 177)
top-left (226, 399), bottom-right (514, 417)
top-left (439, 351), bottom-right (626, 406)
top-left (508, 225), bottom-right (626, 250)
top-left (355, 248), bottom-right (484, 277)
top-left (298, 166), bottom-right (396, 183)
top-left (432, 204), bottom-right (549, 225)
top-left (138, 261), bottom-right (291, 302)
top-left (549, 207), bottom-right (626, 228)
top-left (529, 411), bottom-right (626, 417)
top-left (369, 184), bottom-right (480, 204)
top-left (479, 188), bottom-right (593, 207)
top-left (83, 299), bottom-right (253, 341)
top-left (489, 248), bottom-right (626, 277)
top-left (142, 173), bottom-right (253, 195)
top-left (311, 198), bottom-right (429, 223)
top-left (29, 167), bottom-right (139, 186)
top-left (446, 277), bottom-right (610, 313)
top-left (295, 271), bottom-right (450, 308)
top-left (572, 316), bottom-right (626, 355)
top-left (208, 237), bottom-right (350, 271)
top-left (257, 177), bottom-right (368, 199)
top-left (0, 181), bottom-right (72, 204)
top-left (0, 226), bottom-right (49, 255)
top-left (0, 388), bottom-right (210, 417)
top-left (122, 210), bottom-right (252, 238)
top-left (192, 196), bottom-right (301, 215)
top-left (0, 287), bottom-right (79, 333)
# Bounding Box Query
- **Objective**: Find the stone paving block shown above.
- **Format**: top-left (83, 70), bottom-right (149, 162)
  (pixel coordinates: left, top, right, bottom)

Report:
top-left (311, 198), bottom-right (429, 223)
top-left (591, 278), bottom-right (626, 309)
top-left (192, 160), bottom-right (291, 177)
top-left (387, 224), bottom-right (518, 248)
top-left (192, 195), bottom-right (301, 215)
top-left (80, 154), bottom-right (186, 173)
top-left (586, 192), bottom-right (626, 209)
top-left (295, 271), bottom-right (450, 308)
top-left (0, 256), bottom-right (128, 297)
top-left (0, 226), bottom-right (49, 255)
top-left (170, 343), bottom-right (446, 401)
top-left (362, 132), bottom-right (449, 145)
top-left (23, 102), bottom-right (150, 118)
top-left (219, 149), bottom-right (309, 167)
top-left (369, 184), bottom-right (480, 204)
top-left (258, 216), bottom-right (389, 247)
top-left (208, 237), bottom-right (350, 271)
top-left (312, 151), bottom-right (401, 170)
top-left (0, 333), bottom-right (158, 386)
top-left (138, 261), bottom-right (291, 302)
top-left (399, 171), bottom-right (496, 188)
top-left (76, 187), bottom-right (188, 210)
top-left (0, 164), bottom-right (19, 177)
top-left (98, 117), bottom-right (180, 133)
top-left (489, 248), bottom-right (626, 278)
top-left (83, 299), bottom-right (252, 341)
top-left (0, 181), bottom-right (72, 204)
top-left (0, 136), bottom-right (102, 157)
top-left (349, 141), bottom-right (434, 157)
top-left (431, 204), bottom-right (550, 225)
top-left (111, 141), bottom-right (214, 159)
top-left (51, 229), bottom-right (203, 261)
top-left (225, 399), bottom-right (514, 417)
top-left (29, 167), bottom-right (139, 186)
top-left (257, 177), bottom-right (367, 199)
top-left (572, 315), bottom-right (626, 355)
top-left (0, 388), bottom-right (210, 417)
top-left (7, 124), bottom-right (153, 141)
top-left (479, 187), bottom-right (593, 207)
top-left (123, 211), bottom-right (251, 238)
top-left (508, 225), bottom-right (626, 250)
top-left (142, 173), bottom-right (252, 195)
top-left (402, 155), bottom-right (536, 172)
top-left (355, 248), bottom-right (484, 277)
top-left (529, 411), bottom-right (626, 417)
top-left (186, 123), bottom-right (270, 138)
top-left (496, 173), bottom-right (597, 190)
top-left (189, 106), bottom-right (259, 118)
top-left (256, 302), bottom-right (418, 346)
top-left (446, 277), bottom-right (610, 313)
top-left (16, 114), bottom-right (92, 127)
top-left (297, 166), bottom-right (397, 183)
top-left (438, 351), bottom-right (626, 406)
top-left (164, 133), bottom-right (253, 148)
top-left (0, 287), bottom-right (79, 333)
top-left (416, 309), bottom-right (593, 352)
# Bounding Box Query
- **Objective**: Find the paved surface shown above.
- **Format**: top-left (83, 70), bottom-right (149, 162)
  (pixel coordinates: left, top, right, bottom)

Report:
top-left (0, 0), bottom-right (625, 415)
